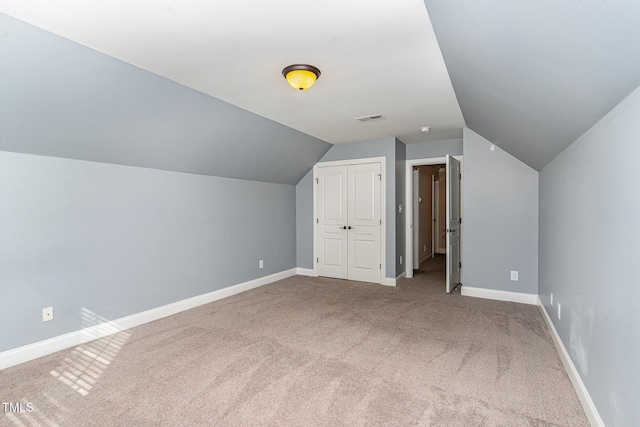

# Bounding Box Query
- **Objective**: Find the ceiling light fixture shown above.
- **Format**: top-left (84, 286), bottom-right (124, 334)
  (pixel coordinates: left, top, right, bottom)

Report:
top-left (420, 127), bottom-right (431, 133)
top-left (282, 64), bottom-right (321, 91)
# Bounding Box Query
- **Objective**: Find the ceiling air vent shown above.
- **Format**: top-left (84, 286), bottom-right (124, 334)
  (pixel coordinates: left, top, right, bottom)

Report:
top-left (355, 114), bottom-right (385, 122)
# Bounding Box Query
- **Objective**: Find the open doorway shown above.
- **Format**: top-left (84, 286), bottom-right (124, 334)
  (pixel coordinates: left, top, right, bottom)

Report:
top-left (405, 156), bottom-right (462, 293)
top-left (411, 164), bottom-right (446, 274)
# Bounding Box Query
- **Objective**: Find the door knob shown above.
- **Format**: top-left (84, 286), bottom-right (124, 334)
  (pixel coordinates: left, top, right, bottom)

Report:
top-left (342, 226), bottom-right (347, 229)
top-left (348, 226), bottom-right (352, 230)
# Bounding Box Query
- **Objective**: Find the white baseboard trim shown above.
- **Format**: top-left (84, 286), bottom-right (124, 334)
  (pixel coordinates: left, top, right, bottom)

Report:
top-left (296, 268), bottom-right (317, 277)
top-left (461, 286), bottom-right (538, 305)
top-left (384, 271), bottom-right (405, 287)
top-left (384, 277), bottom-right (397, 286)
top-left (0, 268), bottom-right (297, 370)
top-left (537, 298), bottom-right (604, 427)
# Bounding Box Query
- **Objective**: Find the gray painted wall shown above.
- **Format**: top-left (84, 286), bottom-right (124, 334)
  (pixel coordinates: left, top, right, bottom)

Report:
top-left (405, 138), bottom-right (463, 160)
top-left (0, 151), bottom-right (296, 353)
top-left (295, 138), bottom-right (397, 277)
top-left (462, 129), bottom-right (538, 294)
top-left (0, 13), bottom-right (331, 185)
top-left (395, 139), bottom-right (407, 277)
top-left (295, 169), bottom-right (314, 270)
top-left (539, 86), bottom-right (640, 427)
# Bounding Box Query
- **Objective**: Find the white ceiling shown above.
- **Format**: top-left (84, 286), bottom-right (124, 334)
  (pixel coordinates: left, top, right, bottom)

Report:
top-left (0, 0), bottom-right (465, 145)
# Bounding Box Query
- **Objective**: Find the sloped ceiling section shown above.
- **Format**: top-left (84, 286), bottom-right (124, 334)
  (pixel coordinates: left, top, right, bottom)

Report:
top-left (0, 14), bottom-right (331, 185)
top-left (0, 0), bottom-right (464, 148)
top-left (423, 0), bottom-right (640, 170)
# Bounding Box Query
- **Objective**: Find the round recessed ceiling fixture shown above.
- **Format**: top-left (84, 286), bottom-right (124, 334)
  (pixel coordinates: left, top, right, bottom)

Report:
top-left (420, 126), bottom-right (431, 133)
top-left (282, 64), bottom-right (321, 91)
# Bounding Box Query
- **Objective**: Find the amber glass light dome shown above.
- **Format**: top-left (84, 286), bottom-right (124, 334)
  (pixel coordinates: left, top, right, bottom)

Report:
top-left (282, 64), bottom-right (321, 90)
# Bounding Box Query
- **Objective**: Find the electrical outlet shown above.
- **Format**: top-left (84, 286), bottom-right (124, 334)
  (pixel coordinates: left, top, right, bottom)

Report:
top-left (259, 260), bottom-right (264, 269)
top-left (557, 303), bottom-right (562, 320)
top-left (550, 293), bottom-right (554, 306)
top-left (43, 307), bottom-right (53, 322)
top-left (510, 271), bottom-right (519, 281)
top-left (400, 256), bottom-right (403, 265)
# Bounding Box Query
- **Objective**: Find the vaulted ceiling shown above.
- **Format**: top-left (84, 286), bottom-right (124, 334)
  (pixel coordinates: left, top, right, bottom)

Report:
top-left (2, 0), bottom-right (640, 174)
top-left (0, 0), bottom-right (464, 147)
top-left (423, 0), bottom-right (640, 170)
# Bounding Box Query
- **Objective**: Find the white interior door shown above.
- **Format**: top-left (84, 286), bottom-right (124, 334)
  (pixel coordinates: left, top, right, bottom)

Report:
top-left (347, 163), bottom-right (382, 283)
top-left (446, 155), bottom-right (461, 293)
top-left (316, 165), bottom-right (348, 279)
top-left (431, 175), bottom-right (436, 259)
top-left (413, 169), bottom-right (420, 268)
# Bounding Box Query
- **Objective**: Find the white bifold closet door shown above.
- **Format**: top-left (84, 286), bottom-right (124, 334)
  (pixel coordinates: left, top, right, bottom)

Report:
top-left (316, 162), bottom-right (382, 284)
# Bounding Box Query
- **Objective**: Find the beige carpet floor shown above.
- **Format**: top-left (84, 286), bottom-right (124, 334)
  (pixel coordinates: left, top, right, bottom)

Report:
top-left (0, 256), bottom-right (588, 426)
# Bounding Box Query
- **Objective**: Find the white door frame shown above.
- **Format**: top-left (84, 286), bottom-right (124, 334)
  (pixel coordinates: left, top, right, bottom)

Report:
top-left (313, 156), bottom-right (386, 285)
top-left (405, 156), bottom-right (463, 280)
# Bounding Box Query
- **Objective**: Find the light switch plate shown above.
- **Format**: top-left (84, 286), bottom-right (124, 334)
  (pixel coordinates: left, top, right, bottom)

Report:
top-left (558, 303), bottom-right (562, 320)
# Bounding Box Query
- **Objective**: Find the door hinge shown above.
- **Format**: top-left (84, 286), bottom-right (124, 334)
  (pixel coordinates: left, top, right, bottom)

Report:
top-left (459, 262), bottom-right (462, 268)
top-left (315, 178), bottom-right (319, 184)
top-left (380, 219), bottom-right (382, 225)
top-left (317, 257), bottom-right (319, 263)
top-left (459, 218), bottom-right (462, 225)
top-left (380, 264), bottom-right (382, 269)
top-left (316, 218), bottom-right (319, 223)
top-left (378, 174), bottom-right (382, 181)
top-left (459, 173), bottom-right (462, 180)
